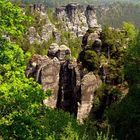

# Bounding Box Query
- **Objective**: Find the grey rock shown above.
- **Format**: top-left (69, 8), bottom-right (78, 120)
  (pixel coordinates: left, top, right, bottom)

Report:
top-left (26, 54), bottom-right (60, 108)
top-left (28, 27), bottom-right (41, 44)
top-left (48, 43), bottom-right (71, 61)
top-left (48, 43), bottom-right (59, 58)
top-left (86, 5), bottom-right (98, 28)
top-left (92, 38), bottom-right (102, 54)
top-left (82, 29), bottom-right (101, 50)
top-left (56, 4), bottom-right (100, 37)
top-left (77, 72), bottom-right (102, 121)
top-left (26, 49), bottom-right (102, 120)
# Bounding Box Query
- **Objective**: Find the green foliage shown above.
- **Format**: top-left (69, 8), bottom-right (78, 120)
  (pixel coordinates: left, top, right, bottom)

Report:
top-left (79, 24), bottom-right (138, 140)
top-left (60, 122), bottom-right (79, 140)
top-left (123, 22), bottom-right (137, 40)
top-left (100, 26), bottom-right (128, 84)
top-left (101, 26), bottom-right (126, 55)
top-left (97, 2), bottom-right (140, 29)
top-left (61, 31), bottom-right (82, 58)
top-left (0, 37), bottom-right (47, 139)
top-left (106, 31), bottom-right (140, 140)
top-left (28, 39), bottom-right (55, 55)
top-left (0, 1), bottom-right (81, 139)
top-left (47, 8), bottom-right (58, 25)
top-left (1, 1), bottom-right (140, 140)
top-left (30, 109), bottom-right (81, 140)
top-left (79, 50), bottom-right (99, 71)
top-left (0, 0), bottom-right (31, 38)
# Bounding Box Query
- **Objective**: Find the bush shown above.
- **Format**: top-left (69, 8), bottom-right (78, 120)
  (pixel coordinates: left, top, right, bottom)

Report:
top-left (79, 50), bottom-right (99, 71)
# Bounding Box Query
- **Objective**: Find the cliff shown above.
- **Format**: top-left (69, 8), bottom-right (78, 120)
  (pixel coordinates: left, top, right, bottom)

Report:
top-left (56, 4), bottom-right (101, 37)
top-left (26, 43), bottom-right (102, 121)
top-left (25, 3), bottom-right (128, 122)
top-left (23, 3), bottom-right (101, 45)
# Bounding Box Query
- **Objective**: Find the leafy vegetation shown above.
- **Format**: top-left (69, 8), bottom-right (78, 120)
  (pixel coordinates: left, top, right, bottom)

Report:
top-left (1, 0), bottom-right (140, 140)
top-left (79, 22), bottom-right (140, 140)
top-left (60, 31), bottom-right (82, 58)
top-left (97, 2), bottom-right (140, 28)
top-left (0, 1), bottom-right (112, 139)
top-left (107, 32), bottom-right (140, 140)
top-left (0, 1), bottom-right (81, 139)
top-left (22, 0), bottom-right (140, 7)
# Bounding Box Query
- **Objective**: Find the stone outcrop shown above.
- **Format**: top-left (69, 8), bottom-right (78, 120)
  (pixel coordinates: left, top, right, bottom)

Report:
top-left (56, 4), bottom-right (87, 37)
top-left (26, 43), bottom-right (102, 120)
top-left (77, 73), bottom-right (102, 120)
top-left (24, 3), bottom-right (129, 124)
top-left (56, 3), bottom-right (101, 37)
top-left (23, 3), bottom-right (101, 45)
top-left (24, 4), bottom-right (60, 44)
top-left (27, 14), bottom-right (57, 44)
top-left (26, 54), bottom-right (60, 108)
top-left (86, 5), bottom-right (99, 28)
top-left (48, 43), bottom-right (71, 61)
top-left (57, 60), bottom-right (81, 117)
top-left (25, 3), bottom-right (103, 121)
top-left (82, 27), bottom-right (102, 50)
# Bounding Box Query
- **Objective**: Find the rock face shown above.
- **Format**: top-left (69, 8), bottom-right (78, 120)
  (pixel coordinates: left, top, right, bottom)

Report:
top-left (78, 73), bottom-right (102, 120)
top-left (26, 55), bottom-right (60, 108)
top-left (23, 3), bottom-right (101, 45)
top-left (86, 5), bottom-right (99, 28)
top-left (48, 43), bottom-right (71, 61)
top-left (25, 4), bottom-right (60, 44)
top-left (57, 60), bottom-right (81, 117)
top-left (25, 3), bottom-right (102, 121)
top-left (26, 43), bottom-right (102, 120)
top-left (81, 27), bottom-right (102, 50)
top-left (56, 3), bottom-right (101, 37)
top-left (28, 17), bottom-right (57, 44)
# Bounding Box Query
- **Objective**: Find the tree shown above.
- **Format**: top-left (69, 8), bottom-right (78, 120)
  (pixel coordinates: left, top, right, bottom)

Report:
top-left (123, 22), bottom-right (138, 45)
top-left (0, 0), bottom-right (31, 38)
top-left (0, 1), bottom-right (45, 139)
top-left (107, 30), bottom-right (140, 140)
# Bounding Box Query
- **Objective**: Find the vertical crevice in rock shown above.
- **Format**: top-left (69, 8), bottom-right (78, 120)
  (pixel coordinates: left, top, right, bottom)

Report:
top-left (57, 60), bottom-right (78, 117)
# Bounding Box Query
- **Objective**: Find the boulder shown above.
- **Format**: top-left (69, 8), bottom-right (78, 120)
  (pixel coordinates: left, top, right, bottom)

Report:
top-left (57, 45), bottom-right (71, 61)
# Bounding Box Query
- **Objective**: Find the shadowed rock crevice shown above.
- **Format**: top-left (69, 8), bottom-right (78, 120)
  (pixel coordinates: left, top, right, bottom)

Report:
top-left (57, 60), bottom-right (78, 117)
top-left (26, 43), bottom-right (101, 121)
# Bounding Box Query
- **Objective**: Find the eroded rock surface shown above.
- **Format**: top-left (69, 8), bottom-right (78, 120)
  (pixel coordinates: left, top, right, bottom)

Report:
top-left (26, 54), bottom-right (60, 108)
top-left (23, 3), bottom-right (101, 45)
top-left (77, 73), bottom-right (102, 121)
top-left (28, 13), bottom-right (57, 44)
top-left (56, 3), bottom-right (101, 37)
top-left (26, 43), bottom-right (102, 120)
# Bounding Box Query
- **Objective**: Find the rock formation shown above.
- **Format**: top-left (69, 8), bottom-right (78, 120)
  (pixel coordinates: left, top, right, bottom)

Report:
top-left (27, 13), bottom-right (57, 44)
top-left (23, 4), bottom-right (60, 44)
top-left (77, 72), bottom-right (101, 120)
top-left (23, 3), bottom-right (101, 45)
top-left (26, 43), bottom-right (102, 120)
top-left (25, 54), bottom-right (60, 108)
top-left (56, 3), bottom-right (101, 37)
